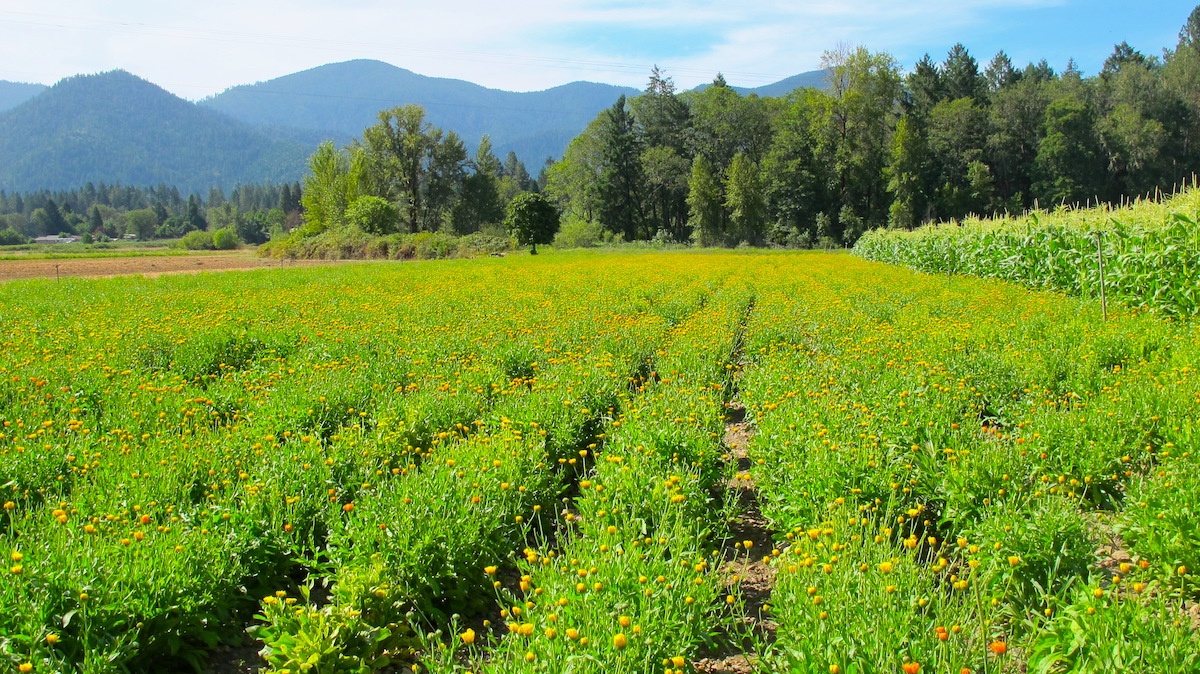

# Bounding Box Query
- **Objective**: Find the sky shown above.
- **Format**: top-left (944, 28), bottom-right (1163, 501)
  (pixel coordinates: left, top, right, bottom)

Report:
top-left (0, 1), bottom-right (1196, 99)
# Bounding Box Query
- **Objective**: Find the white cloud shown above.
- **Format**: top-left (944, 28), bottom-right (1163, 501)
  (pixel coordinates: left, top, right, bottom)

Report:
top-left (0, 0), bottom-right (1155, 98)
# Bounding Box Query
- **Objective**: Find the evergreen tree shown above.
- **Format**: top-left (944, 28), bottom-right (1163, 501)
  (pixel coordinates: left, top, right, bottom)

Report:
top-left (985, 51), bottom-right (1021, 93)
top-left (278, 183), bottom-right (293, 214)
top-left (450, 136), bottom-right (504, 235)
top-left (943, 43), bottom-right (986, 101)
top-left (42, 199), bottom-right (69, 235)
top-left (907, 54), bottom-right (945, 117)
top-left (596, 96), bottom-right (644, 241)
top-left (89, 206), bottom-right (104, 235)
top-left (724, 152), bottom-right (766, 245)
top-left (887, 115), bottom-right (930, 229)
top-left (687, 155), bottom-right (723, 246)
top-left (185, 195), bottom-right (207, 232)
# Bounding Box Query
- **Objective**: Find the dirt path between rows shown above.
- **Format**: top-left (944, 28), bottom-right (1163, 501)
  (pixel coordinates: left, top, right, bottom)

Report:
top-left (694, 402), bottom-right (777, 674)
top-left (0, 253), bottom-right (344, 282)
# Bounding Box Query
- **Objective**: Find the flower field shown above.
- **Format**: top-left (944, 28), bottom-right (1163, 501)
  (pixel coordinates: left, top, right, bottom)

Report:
top-left (1, 250), bottom-right (1197, 673)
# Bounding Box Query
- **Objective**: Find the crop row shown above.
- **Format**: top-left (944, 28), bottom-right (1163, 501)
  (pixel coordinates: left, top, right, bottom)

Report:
top-left (0, 254), bottom-right (742, 673)
top-left (3, 250), bottom-right (1198, 673)
top-left (854, 188), bottom-right (1200, 317)
top-left (738, 255), bottom-right (1199, 672)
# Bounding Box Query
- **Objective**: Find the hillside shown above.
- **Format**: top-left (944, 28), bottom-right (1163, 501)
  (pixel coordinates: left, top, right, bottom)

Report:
top-left (200, 60), bottom-right (643, 163)
top-left (0, 80), bottom-right (45, 112)
top-left (693, 69), bottom-right (830, 97)
top-left (0, 64), bottom-right (832, 193)
top-left (0, 71), bottom-right (309, 192)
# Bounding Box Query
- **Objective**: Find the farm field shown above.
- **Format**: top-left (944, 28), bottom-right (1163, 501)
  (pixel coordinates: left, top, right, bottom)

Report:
top-left (1, 250), bottom-right (1198, 674)
top-left (0, 250), bottom-right (342, 282)
top-left (855, 187), bottom-right (1200, 318)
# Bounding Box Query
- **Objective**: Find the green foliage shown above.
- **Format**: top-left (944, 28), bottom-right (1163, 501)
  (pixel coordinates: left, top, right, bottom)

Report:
top-left (263, 227), bottom-right (512, 261)
top-left (359, 105), bottom-right (467, 234)
top-left (1025, 588), bottom-right (1200, 673)
top-left (0, 228), bottom-right (28, 245)
top-left (2, 252), bottom-right (1199, 673)
top-left (178, 229), bottom-right (216, 250)
top-left (344, 195), bottom-right (399, 235)
top-left (596, 96), bottom-right (644, 241)
top-left (301, 142), bottom-right (362, 235)
top-left (552, 217), bottom-right (607, 248)
top-left (212, 227), bottom-right (241, 250)
top-left (855, 188), bottom-right (1200, 317)
top-left (250, 589), bottom-right (393, 674)
top-left (505, 192), bottom-right (560, 251)
top-left (724, 152), bottom-right (767, 245)
top-left (124, 209), bottom-right (158, 241)
top-left (686, 155), bottom-right (723, 246)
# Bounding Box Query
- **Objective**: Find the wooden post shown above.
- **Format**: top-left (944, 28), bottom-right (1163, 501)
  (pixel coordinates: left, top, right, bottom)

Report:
top-left (55, 264), bottom-right (60, 281)
top-left (1094, 231), bottom-right (1107, 322)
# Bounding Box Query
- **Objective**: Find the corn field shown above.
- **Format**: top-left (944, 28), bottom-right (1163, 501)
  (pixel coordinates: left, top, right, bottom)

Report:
top-left (854, 188), bottom-right (1200, 318)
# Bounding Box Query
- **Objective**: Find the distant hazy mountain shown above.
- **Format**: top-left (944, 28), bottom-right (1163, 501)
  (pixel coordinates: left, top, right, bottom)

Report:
top-left (692, 70), bottom-right (831, 97)
top-left (0, 71), bottom-right (309, 192)
top-left (0, 81), bottom-right (46, 112)
top-left (0, 63), bottom-right (830, 193)
top-left (201, 59), bottom-right (642, 166)
top-left (743, 70), bottom-right (831, 97)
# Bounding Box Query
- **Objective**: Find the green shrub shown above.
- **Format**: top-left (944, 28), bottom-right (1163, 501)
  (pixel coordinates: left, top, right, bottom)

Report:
top-left (407, 231), bottom-right (458, 259)
top-left (178, 229), bottom-right (215, 250)
top-left (0, 228), bottom-right (28, 246)
top-left (345, 196), bottom-right (400, 235)
top-left (552, 217), bottom-right (605, 248)
top-left (212, 228), bottom-right (241, 250)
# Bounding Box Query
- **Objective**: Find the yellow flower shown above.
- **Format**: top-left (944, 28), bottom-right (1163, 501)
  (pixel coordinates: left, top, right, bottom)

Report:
top-left (460, 628), bottom-right (476, 644)
top-left (613, 633), bottom-right (628, 649)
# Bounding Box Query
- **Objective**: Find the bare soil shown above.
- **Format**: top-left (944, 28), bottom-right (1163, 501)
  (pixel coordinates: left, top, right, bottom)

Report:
top-left (0, 252), bottom-right (343, 282)
top-left (695, 403), bottom-right (777, 674)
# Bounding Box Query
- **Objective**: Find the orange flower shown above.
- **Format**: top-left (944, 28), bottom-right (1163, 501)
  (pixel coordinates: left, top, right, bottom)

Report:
top-left (989, 641), bottom-right (1007, 655)
top-left (902, 663), bottom-right (921, 674)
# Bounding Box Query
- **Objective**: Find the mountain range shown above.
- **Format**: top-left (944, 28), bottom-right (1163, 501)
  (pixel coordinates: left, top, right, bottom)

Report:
top-left (0, 61), bottom-right (827, 193)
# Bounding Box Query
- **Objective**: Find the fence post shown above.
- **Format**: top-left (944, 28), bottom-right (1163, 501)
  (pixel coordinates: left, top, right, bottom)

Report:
top-left (1094, 231), bottom-right (1107, 322)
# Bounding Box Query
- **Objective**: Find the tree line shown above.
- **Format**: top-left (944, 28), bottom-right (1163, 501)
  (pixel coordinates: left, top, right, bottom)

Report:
top-left (6, 7), bottom-right (1200, 251)
top-left (297, 105), bottom-right (542, 239)
top-left (0, 181), bottom-right (303, 244)
top-left (546, 7), bottom-right (1200, 246)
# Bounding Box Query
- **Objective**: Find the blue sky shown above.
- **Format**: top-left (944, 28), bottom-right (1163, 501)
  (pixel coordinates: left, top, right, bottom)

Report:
top-left (0, 1), bottom-right (1196, 99)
